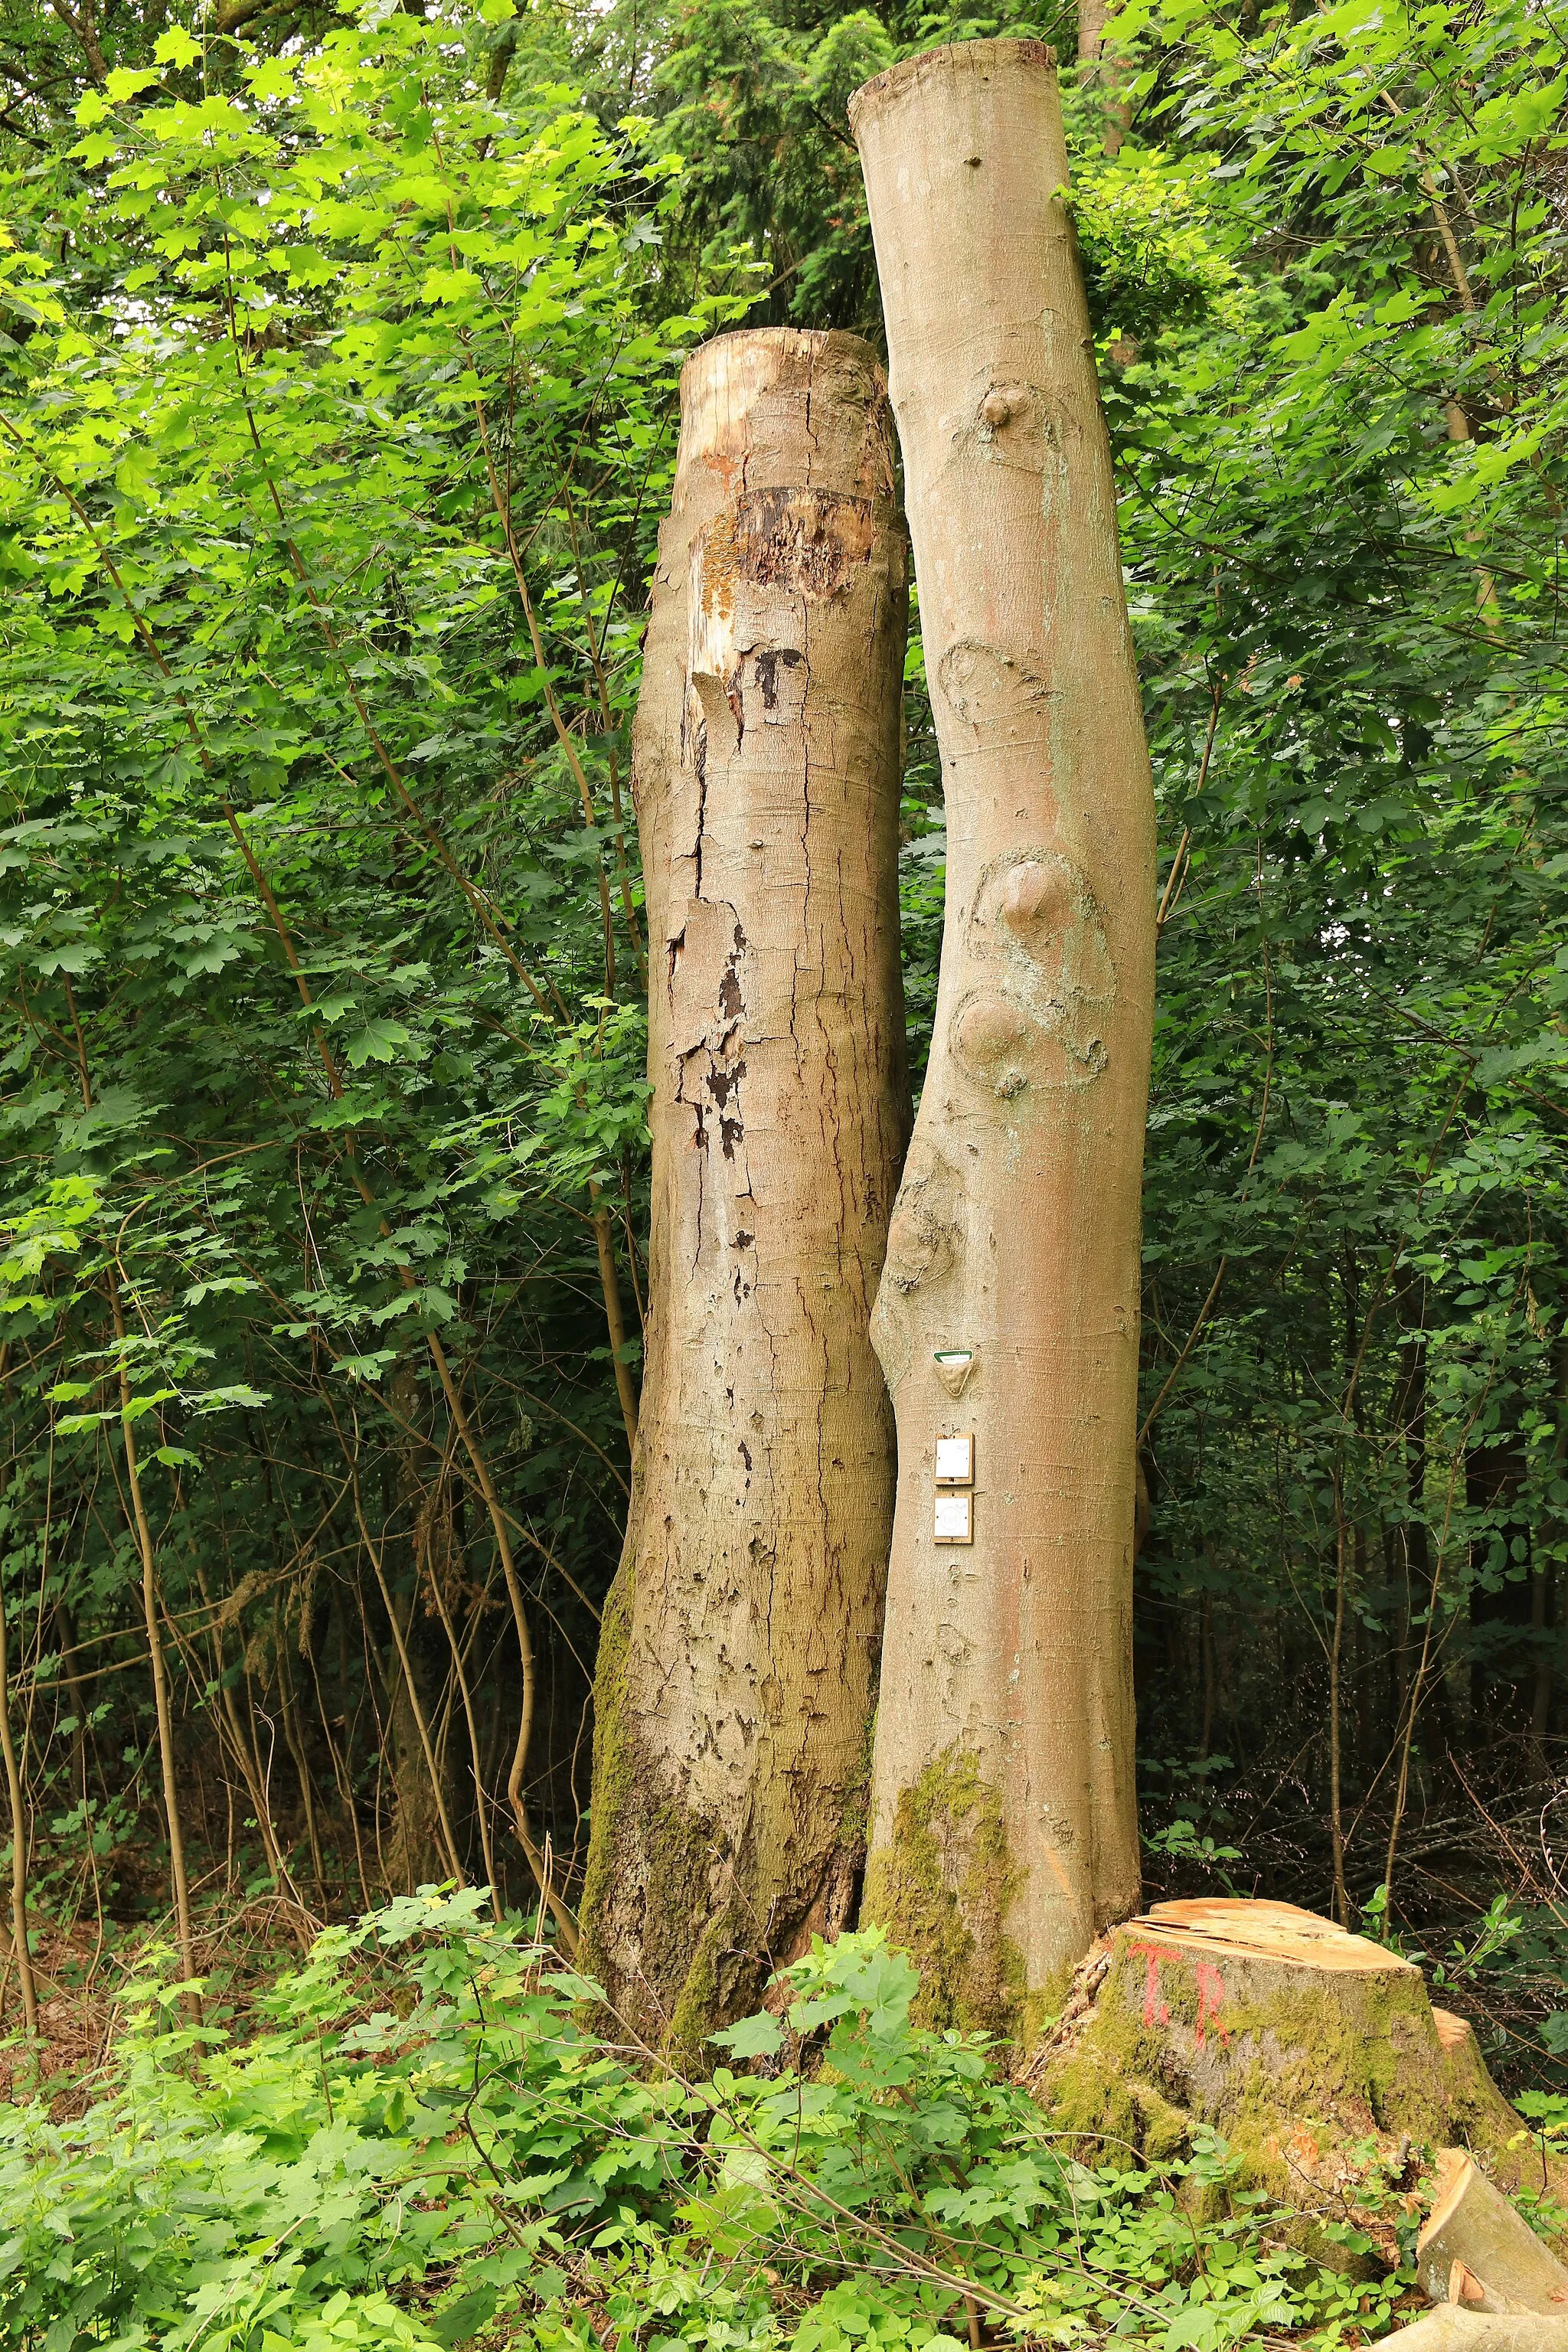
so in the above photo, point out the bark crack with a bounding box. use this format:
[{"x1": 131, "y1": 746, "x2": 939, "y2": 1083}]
[{"x1": 693, "y1": 709, "x2": 708, "y2": 900}]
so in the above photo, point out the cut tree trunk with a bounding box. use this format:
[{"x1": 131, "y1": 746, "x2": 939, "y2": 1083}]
[
  {"x1": 848, "y1": 39, "x2": 1155, "y2": 2033},
  {"x1": 1029, "y1": 1898, "x2": 1568, "y2": 2244},
  {"x1": 1377, "y1": 2319, "x2": 1568, "y2": 2351},
  {"x1": 1418, "y1": 2150, "x2": 1568, "y2": 2314},
  {"x1": 579, "y1": 330, "x2": 910, "y2": 2056}
]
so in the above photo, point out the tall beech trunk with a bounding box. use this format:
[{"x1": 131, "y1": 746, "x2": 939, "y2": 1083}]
[
  {"x1": 580, "y1": 330, "x2": 910, "y2": 2053},
  {"x1": 850, "y1": 41, "x2": 1155, "y2": 2030}
]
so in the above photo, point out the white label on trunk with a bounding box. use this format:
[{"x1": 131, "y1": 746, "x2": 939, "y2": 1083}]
[
  {"x1": 934, "y1": 1434, "x2": 975, "y2": 1485},
  {"x1": 933, "y1": 1491, "x2": 973, "y2": 1544}
]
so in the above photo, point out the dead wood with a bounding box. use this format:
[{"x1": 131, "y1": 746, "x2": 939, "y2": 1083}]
[
  {"x1": 1417, "y1": 2148, "x2": 1568, "y2": 2315},
  {"x1": 1377, "y1": 2317, "x2": 1568, "y2": 2351},
  {"x1": 577, "y1": 330, "x2": 908, "y2": 2053}
]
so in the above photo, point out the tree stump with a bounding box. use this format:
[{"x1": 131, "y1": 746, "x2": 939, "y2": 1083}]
[{"x1": 1028, "y1": 1899, "x2": 1565, "y2": 2242}]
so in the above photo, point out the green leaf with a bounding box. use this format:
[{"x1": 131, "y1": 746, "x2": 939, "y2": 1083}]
[
  {"x1": 707, "y1": 2011, "x2": 783, "y2": 2060},
  {"x1": 153, "y1": 25, "x2": 201, "y2": 67},
  {"x1": 345, "y1": 1018, "x2": 413, "y2": 1067},
  {"x1": 429, "y1": 2288, "x2": 498, "y2": 2346}
]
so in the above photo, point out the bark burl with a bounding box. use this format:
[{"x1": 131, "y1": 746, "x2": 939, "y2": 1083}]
[
  {"x1": 579, "y1": 331, "x2": 910, "y2": 2055},
  {"x1": 850, "y1": 41, "x2": 1155, "y2": 2029}
]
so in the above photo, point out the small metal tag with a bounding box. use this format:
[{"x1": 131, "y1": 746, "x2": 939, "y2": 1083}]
[{"x1": 934, "y1": 1432, "x2": 975, "y2": 1486}]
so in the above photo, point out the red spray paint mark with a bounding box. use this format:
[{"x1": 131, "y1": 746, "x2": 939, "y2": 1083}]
[
  {"x1": 1129, "y1": 1941, "x2": 1230, "y2": 2047},
  {"x1": 1194, "y1": 1960, "x2": 1230, "y2": 2049},
  {"x1": 1129, "y1": 1940, "x2": 1178, "y2": 2027}
]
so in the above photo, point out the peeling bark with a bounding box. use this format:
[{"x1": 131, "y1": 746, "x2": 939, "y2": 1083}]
[
  {"x1": 580, "y1": 331, "x2": 910, "y2": 2053},
  {"x1": 851, "y1": 41, "x2": 1155, "y2": 2027}
]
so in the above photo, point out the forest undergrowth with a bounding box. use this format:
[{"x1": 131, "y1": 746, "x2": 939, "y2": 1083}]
[{"x1": 9, "y1": 1891, "x2": 1551, "y2": 2352}]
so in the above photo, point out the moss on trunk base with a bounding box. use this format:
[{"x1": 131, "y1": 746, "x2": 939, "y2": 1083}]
[{"x1": 861, "y1": 1744, "x2": 1025, "y2": 2037}]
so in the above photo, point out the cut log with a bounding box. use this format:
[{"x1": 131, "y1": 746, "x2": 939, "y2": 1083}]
[
  {"x1": 1376, "y1": 2318, "x2": 1568, "y2": 2351},
  {"x1": 578, "y1": 330, "x2": 910, "y2": 2056},
  {"x1": 1028, "y1": 1898, "x2": 1566, "y2": 2238},
  {"x1": 1417, "y1": 2150, "x2": 1568, "y2": 2314}
]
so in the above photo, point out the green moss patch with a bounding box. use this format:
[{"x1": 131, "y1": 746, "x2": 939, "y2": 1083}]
[{"x1": 861, "y1": 1744, "x2": 1025, "y2": 2037}]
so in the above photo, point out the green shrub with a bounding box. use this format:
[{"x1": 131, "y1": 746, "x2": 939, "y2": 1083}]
[{"x1": 0, "y1": 1892, "x2": 1415, "y2": 2349}]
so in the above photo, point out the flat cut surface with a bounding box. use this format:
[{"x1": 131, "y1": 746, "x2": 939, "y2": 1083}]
[
  {"x1": 1129, "y1": 1896, "x2": 1418, "y2": 1974},
  {"x1": 1425, "y1": 2148, "x2": 1475, "y2": 2242}
]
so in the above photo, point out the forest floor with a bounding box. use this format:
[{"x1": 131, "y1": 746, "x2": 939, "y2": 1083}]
[
  {"x1": 0, "y1": 1739, "x2": 1563, "y2": 2349},
  {"x1": 0, "y1": 1892, "x2": 1455, "y2": 2352}
]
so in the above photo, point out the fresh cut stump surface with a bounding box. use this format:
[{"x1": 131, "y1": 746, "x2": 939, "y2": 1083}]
[
  {"x1": 850, "y1": 39, "x2": 1156, "y2": 2029},
  {"x1": 578, "y1": 331, "x2": 910, "y2": 2053}
]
